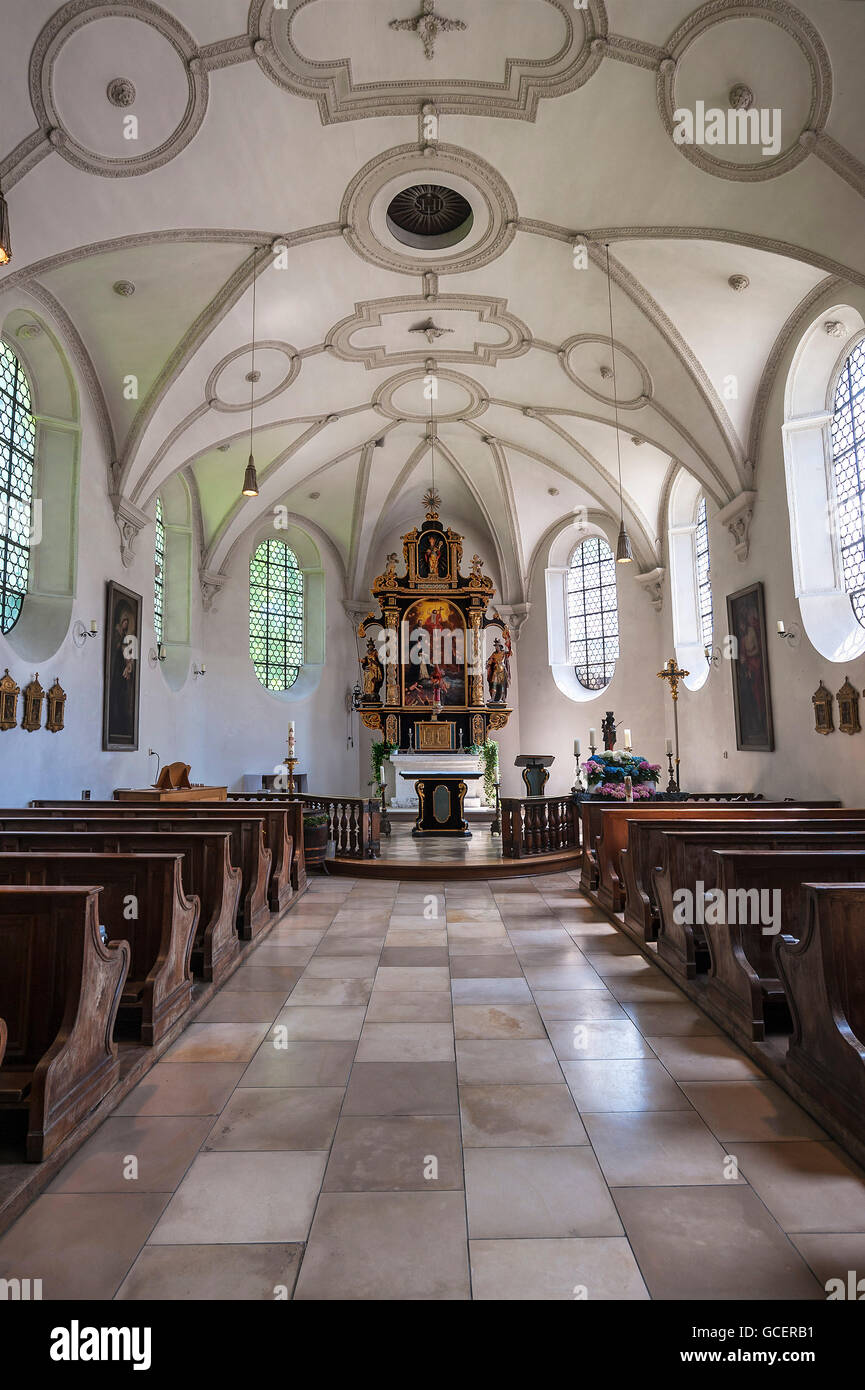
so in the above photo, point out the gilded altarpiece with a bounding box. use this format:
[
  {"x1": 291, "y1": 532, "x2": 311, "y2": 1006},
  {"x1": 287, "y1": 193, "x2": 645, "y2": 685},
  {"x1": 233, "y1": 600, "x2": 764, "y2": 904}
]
[{"x1": 358, "y1": 496, "x2": 512, "y2": 750}]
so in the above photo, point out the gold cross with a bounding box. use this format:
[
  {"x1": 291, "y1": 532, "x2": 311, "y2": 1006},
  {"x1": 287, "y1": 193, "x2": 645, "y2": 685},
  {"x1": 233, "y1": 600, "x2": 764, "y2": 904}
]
[
  {"x1": 657, "y1": 657, "x2": 689, "y2": 702},
  {"x1": 389, "y1": 1, "x2": 467, "y2": 61}
]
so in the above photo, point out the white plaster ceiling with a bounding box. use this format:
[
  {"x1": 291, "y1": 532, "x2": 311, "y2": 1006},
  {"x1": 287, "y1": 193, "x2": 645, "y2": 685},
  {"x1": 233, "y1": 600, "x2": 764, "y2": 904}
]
[{"x1": 1, "y1": 0, "x2": 864, "y2": 610}]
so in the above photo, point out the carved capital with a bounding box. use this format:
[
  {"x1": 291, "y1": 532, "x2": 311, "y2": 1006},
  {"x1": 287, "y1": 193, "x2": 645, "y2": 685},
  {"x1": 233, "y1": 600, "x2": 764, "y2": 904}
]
[
  {"x1": 111, "y1": 495, "x2": 150, "y2": 569},
  {"x1": 716, "y1": 490, "x2": 757, "y2": 563},
  {"x1": 635, "y1": 567, "x2": 665, "y2": 613},
  {"x1": 199, "y1": 569, "x2": 228, "y2": 613},
  {"x1": 494, "y1": 603, "x2": 531, "y2": 641}
]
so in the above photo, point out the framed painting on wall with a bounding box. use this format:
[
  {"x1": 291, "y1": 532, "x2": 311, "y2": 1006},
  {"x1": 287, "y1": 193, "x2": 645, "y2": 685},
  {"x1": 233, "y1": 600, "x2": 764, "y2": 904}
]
[
  {"x1": 102, "y1": 580, "x2": 142, "y2": 751},
  {"x1": 726, "y1": 581, "x2": 775, "y2": 752}
]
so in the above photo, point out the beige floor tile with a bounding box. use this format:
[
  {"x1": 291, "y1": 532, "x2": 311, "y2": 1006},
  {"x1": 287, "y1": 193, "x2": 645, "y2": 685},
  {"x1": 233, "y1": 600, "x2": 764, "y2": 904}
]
[
  {"x1": 521, "y1": 963, "x2": 605, "y2": 991},
  {"x1": 735, "y1": 1141, "x2": 865, "y2": 1232},
  {"x1": 374, "y1": 966, "x2": 451, "y2": 992},
  {"x1": 382, "y1": 932, "x2": 448, "y2": 950},
  {"x1": 196, "y1": 991, "x2": 290, "y2": 1024},
  {"x1": 470, "y1": 1237, "x2": 649, "y2": 1300},
  {"x1": 616, "y1": 1186, "x2": 823, "y2": 1300},
  {"x1": 294, "y1": 1192, "x2": 470, "y2": 1300},
  {"x1": 605, "y1": 974, "x2": 688, "y2": 1004},
  {"x1": 448, "y1": 938, "x2": 521, "y2": 956},
  {"x1": 447, "y1": 922, "x2": 510, "y2": 942},
  {"x1": 115, "y1": 1062, "x2": 245, "y2": 1117},
  {"x1": 342, "y1": 1062, "x2": 459, "y2": 1116},
  {"x1": 162, "y1": 1023, "x2": 269, "y2": 1064},
  {"x1": 273, "y1": 1006, "x2": 366, "y2": 1041},
  {"x1": 355, "y1": 1022, "x2": 455, "y2": 1062},
  {"x1": 680, "y1": 1080, "x2": 826, "y2": 1142},
  {"x1": 204, "y1": 1087, "x2": 344, "y2": 1151},
  {"x1": 314, "y1": 936, "x2": 386, "y2": 957},
  {"x1": 241, "y1": 1039, "x2": 357, "y2": 1088},
  {"x1": 583, "y1": 1111, "x2": 744, "y2": 1186},
  {"x1": 561, "y1": 1058, "x2": 692, "y2": 1113},
  {"x1": 303, "y1": 954, "x2": 381, "y2": 978},
  {"x1": 0, "y1": 1193, "x2": 169, "y2": 1300},
  {"x1": 366, "y1": 988, "x2": 453, "y2": 1022},
  {"x1": 379, "y1": 946, "x2": 450, "y2": 966},
  {"x1": 646, "y1": 1034, "x2": 763, "y2": 1081},
  {"x1": 116, "y1": 1243, "x2": 303, "y2": 1300},
  {"x1": 451, "y1": 977, "x2": 533, "y2": 1005},
  {"x1": 533, "y1": 989, "x2": 627, "y2": 1022},
  {"x1": 789, "y1": 1234, "x2": 865, "y2": 1292},
  {"x1": 459, "y1": 1083, "x2": 587, "y2": 1147},
  {"x1": 621, "y1": 1000, "x2": 721, "y2": 1036},
  {"x1": 222, "y1": 965, "x2": 304, "y2": 993},
  {"x1": 449, "y1": 954, "x2": 524, "y2": 978},
  {"x1": 507, "y1": 930, "x2": 576, "y2": 951},
  {"x1": 323, "y1": 1115, "x2": 462, "y2": 1191},
  {"x1": 545, "y1": 1019, "x2": 656, "y2": 1062},
  {"x1": 284, "y1": 976, "x2": 373, "y2": 1006},
  {"x1": 149, "y1": 1152, "x2": 327, "y2": 1244},
  {"x1": 583, "y1": 954, "x2": 655, "y2": 978},
  {"x1": 456, "y1": 1039, "x2": 563, "y2": 1085},
  {"x1": 47, "y1": 1115, "x2": 211, "y2": 1193},
  {"x1": 464, "y1": 1147, "x2": 623, "y2": 1238},
  {"x1": 453, "y1": 1003, "x2": 546, "y2": 1040}
]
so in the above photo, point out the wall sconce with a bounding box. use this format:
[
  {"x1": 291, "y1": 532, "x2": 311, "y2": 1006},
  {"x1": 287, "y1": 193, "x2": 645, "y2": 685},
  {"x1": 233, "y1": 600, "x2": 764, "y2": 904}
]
[
  {"x1": 704, "y1": 643, "x2": 721, "y2": 669},
  {"x1": 776, "y1": 619, "x2": 800, "y2": 649},
  {"x1": 148, "y1": 643, "x2": 167, "y2": 667},
  {"x1": 192, "y1": 663, "x2": 207, "y2": 679},
  {"x1": 350, "y1": 681, "x2": 362, "y2": 712},
  {"x1": 72, "y1": 619, "x2": 99, "y2": 648}
]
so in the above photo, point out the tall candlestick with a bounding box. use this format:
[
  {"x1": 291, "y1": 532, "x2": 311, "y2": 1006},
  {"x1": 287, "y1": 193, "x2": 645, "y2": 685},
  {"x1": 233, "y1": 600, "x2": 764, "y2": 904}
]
[
  {"x1": 589, "y1": 728, "x2": 596, "y2": 748},
  {"x1": 574, "y1": 739, "x2": 581, "y2": 757},
  {"x1": 665, "y1": 738, "x2": 673, "y2": 756}
]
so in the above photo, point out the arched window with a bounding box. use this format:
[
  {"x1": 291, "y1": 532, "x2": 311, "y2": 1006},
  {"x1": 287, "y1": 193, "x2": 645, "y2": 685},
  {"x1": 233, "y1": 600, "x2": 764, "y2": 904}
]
[
  {"x1": 567, "y1": 535, "x2": 619, "y2": 690},
  {"x1": 695, "y1": 495, "x2": 713, "y2": 649},
  {"x1": 153, "y1": 495, "x2": 165, "y2": 645},
  {"x1": 830, "y1": 338, "x2": 865, "y2": 628},
  {"x1": 250, "y1": 539, "x2": 303, "y2": 691},
  {"x1": 0, "y1": 340, "x2": 35, "y2": 634}
]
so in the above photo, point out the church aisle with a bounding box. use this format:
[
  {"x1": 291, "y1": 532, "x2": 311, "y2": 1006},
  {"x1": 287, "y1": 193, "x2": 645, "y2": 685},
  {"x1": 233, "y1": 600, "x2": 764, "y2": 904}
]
[{"x1": 1, "y1": 872, "x2": 863, "y2": 1301}]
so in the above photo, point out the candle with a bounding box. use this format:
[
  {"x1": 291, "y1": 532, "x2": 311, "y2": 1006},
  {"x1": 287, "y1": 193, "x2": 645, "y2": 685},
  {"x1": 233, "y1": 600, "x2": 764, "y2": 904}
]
[
  {"x1": 624, "y1": 729, "x2": 632, "y2": 751},
  {"x1": 589, "y1": 728, "x2": 597, "y2": 748},
  {"x1": 288, "y1": 720, "x2": 296, "y2": 755},
  {"x1": 777, "y1": 619, "x2": 785, "y2": 635},
  {"x1": 665, "y1": 738, "x2": 673, "y2": 756},
  {"x1": 574, "y1": 739, "x2": 581, "y2": 756},
  {"x1": 89, "y1": 620, "x2": 98, "y2": 634}
]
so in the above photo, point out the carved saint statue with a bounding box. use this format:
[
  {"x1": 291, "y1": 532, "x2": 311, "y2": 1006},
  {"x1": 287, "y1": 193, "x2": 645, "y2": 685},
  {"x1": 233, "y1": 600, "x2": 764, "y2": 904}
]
[
  {"x1": 602, "y1": 710, "x2": 617, "y2": 751},
  {"x1": 383, "y1": 553, "x2": 398, "y2": 585},
  {"x1": 425, "y1": 536, "x2": 443, "y2": 577},
  {"x1": 486, "y1": 628, "x2": 512, "y2": 705},
  {"x1": 361, "y1": 637, "x2": 384, "y2": 702},
  {"x1": 470, "y1": 555, "x2": 484, "y2": 584}
]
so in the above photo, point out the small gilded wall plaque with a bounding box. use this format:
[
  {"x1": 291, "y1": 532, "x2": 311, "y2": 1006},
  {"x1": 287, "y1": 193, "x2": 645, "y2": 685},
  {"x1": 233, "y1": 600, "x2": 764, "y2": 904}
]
[
  {"x1": 837, "y1": 676, "x2": 861, "y2": 736},
  {"x1": 21, "y1": 673, "x2": 44, "y2": 732},
  {"x1": 812, "y1": 680, "x2": 834, "y2": 736}
]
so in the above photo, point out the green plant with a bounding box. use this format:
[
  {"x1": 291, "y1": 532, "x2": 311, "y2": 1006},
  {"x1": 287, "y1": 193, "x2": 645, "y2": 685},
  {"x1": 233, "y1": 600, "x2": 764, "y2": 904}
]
[
  {"x1": 369, "y1": 739, "x2": 397, "y2": 791},
  {"x1": 468, "y1": 739, "x2": 499, "y2": 804},
  {"x1": 303, "y1": 813, "x2": 329, "y2": 830}
]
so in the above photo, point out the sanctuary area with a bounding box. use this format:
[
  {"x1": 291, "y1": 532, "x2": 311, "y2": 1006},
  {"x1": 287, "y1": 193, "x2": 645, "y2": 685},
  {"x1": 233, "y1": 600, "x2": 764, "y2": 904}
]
[{"x1": 2, "y1": 0, "x2": 865, "y2": 1330}]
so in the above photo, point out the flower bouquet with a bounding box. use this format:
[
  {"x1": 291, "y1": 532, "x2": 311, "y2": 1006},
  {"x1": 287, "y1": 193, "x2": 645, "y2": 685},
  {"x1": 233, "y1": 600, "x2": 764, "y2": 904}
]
[{"x1": 581, "y1": 751, "x2": 661, "y2": 801}]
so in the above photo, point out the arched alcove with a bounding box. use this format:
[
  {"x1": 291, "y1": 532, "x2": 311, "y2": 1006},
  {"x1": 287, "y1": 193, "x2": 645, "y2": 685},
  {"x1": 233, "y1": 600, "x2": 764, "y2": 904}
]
[
  {"x1": 545, "y1": 516, "x2": 621, "y2": 704},
  {"x1": 668, "y1": 467, "x2": 713, "y2": 691}
]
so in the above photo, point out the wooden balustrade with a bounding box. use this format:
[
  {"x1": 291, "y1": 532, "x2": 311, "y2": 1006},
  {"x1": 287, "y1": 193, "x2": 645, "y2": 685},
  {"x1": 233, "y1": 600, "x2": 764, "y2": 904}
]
[
  {"x1": 501, "y1": 795, "x2": 580, "y2": 859},
  {"x1": 228, "y1": 792, "x2": 379, "y2": 860}
]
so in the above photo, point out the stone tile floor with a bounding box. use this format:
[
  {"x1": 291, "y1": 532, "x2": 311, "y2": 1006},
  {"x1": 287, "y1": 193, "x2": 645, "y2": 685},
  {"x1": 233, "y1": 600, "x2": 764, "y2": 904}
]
[{"x1": 2, "y1": 870, "x2": 865, "y2": 1300}]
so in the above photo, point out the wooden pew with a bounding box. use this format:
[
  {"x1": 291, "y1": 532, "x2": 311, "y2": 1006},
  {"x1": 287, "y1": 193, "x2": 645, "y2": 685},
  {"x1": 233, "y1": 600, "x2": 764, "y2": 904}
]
[
  {"x1": 623, "y1": 810, "x2": 865, "y2": 943},
  {"x1": 0, "y1": 1017, "x2": 6, "y2": 1070},
  {"x1": 776, "y1": 883, "x2": 865, "y2": 1147},
  {"x1": 0, "y1": 886, "x2": 130, "y2": 1161},
  {"x1": 700, "y1": 848, "x2": 865, "y2": 1045},
  {"x1": 653, "y1": 827, "x2": 865, "y2": 981},
  {"x1": 1, "y1": 809, "x2": 272, "y2": 940},
  {"x1": 32, "y1": 799, "x2": 303, "y2": 908},
  {"x1": 0, "y1": 828, "x2": 241, "y2": 986},
  {"x1": 593, "y1": 801, "x2": 845, "y2": 915},
  {"x1": 0, "y1": 852, "x2": 199, "y2": 1046}
]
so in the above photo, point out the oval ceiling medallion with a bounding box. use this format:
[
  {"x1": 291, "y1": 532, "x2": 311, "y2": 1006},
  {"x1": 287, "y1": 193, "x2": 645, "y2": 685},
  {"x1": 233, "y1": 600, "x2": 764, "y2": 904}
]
[
  {"x1": 560, "y1": 335, "x2": 652, "y2": 409},
  {"x1": 386, "y1": 185, "x2": 474, "y2": 250},
  {"x1": 341, "y1": 143, "x2": 517, "y2": 276},
  {"x1": 374, "y1": 368, "x2": 488, "y2": 423},
  {"x1": 30, "y1": 1, "x2": 208, "y2": 177},
  {"x1": 206, "y1": 342, "x2": 300, "y2": 413},
  {"x1": 658, "y1": 2, "x2": 831, "y2": 182}
]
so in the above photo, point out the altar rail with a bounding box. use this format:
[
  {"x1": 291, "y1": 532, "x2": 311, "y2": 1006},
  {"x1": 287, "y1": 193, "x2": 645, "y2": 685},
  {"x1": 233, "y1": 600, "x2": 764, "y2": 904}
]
[
  {"x1": 501, "y1": 796, "x2": 580, "y2": 858},
  {"x1": 228, "y1": 792, "x2": 379, "y2": 860}
]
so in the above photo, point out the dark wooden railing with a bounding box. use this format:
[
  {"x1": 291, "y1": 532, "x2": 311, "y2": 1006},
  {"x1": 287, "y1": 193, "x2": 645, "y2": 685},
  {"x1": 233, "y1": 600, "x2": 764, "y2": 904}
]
[
  {"x1": 228, "y1": 792, "x2": 379, "y2": 860},
  {"x1": 501, "y1": 796, "x2": 580, "y2": 859}
]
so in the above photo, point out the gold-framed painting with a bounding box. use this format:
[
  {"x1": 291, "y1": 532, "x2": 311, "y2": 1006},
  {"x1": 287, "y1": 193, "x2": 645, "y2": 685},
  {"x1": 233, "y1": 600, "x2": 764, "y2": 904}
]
[{"x1": 102, "y1": 580, "x2": 142, "y2": 751}]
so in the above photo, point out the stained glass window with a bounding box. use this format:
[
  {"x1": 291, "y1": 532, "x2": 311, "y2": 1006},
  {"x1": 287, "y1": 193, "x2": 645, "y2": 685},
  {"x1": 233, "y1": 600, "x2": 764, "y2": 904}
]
[
  {"x1": 250, "y1": 539, "x2": 303, "y2": 690},
  {"x1": 831, "y1": 338, "x2": 865, "y2": 629},
  {"x1": 153, "y1": 495, "x2": 165, "y2": 645},
  {"x1": 695, "y1": 495, "x2": 713, "y2": 650},
  {"x1": 568, "y1": 535, "x2": 619, "y2": 690},
  {"x1": 0, "y1": 341, "x2": 35, "y2": 634}
]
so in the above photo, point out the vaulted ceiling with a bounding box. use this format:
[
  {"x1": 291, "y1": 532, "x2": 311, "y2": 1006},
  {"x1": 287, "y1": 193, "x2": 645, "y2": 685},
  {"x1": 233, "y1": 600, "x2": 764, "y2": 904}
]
[{"x1": 2, "y1": 0, "x2": 864, "y2": 606}]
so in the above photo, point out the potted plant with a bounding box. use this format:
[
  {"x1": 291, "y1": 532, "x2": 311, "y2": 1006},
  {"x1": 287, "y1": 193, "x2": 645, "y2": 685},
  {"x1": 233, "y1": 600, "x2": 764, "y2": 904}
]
[
  {"x1": 303, "y1": 812, "x2": 330, "y2": 869},
  {"x1": 581, "y1": 751, "x2": 661, "y2": 800}
]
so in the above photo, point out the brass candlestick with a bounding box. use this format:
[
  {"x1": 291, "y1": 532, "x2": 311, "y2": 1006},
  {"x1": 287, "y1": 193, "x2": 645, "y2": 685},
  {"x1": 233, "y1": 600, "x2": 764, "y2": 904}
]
[
  {"x1": 657, "y1": 657, "x2": 688, "y2": 791},
  {"x1": 284, "y1": 755, "x2": 298, "y2": 798}
]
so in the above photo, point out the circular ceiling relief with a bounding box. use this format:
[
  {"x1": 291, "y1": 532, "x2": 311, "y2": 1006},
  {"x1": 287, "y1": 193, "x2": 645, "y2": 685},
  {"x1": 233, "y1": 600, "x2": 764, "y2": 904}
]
[
  {"x1": 386, "y1": 185, "x2": 474, "y2": 250},
  {"x1": 561, "y1": 335, "x2": 652, "y2": 409},
  {"x1": 207, "y1": 342, "x2": 300, "y2": 412},
  {"x1": 374, "y1": 368, "x2": 488, "y2": 423},
  {"x1": 31, "y1": 2, "x2": 207, "y2": 177}
]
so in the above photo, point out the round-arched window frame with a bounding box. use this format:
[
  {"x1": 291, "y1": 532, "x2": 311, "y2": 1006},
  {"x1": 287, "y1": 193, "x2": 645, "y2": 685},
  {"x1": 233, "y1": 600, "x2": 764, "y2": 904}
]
[
  {"x1": 0, "y1": 340, "x2": 35, "y2": 634},
  {"x1": 695, "y1": 495, "x2": 713, "y2": 651},
  {"x1": 830, "y1": 337, "x2": 865, "y2": 629},
  {"x1": 567, "y1": 534, "x2": 620, "y2": 691},
  {"x1": 249, "y1": 539, "x2": 304, "y2": 691}
]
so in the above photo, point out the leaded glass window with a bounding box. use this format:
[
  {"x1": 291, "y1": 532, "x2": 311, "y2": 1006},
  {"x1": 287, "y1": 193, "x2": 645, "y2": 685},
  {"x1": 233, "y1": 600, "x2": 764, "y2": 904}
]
[
  {"x1": 153, "y1": 495, "x2": 165, "y2": 645},
  {"x1": 0, "y1": 340, "x2": 35, "y2": 633},
  {"x1": 568, "y1": 535, "x2": 619, "y2": 690},
  {"x1": 695, "y1": 495, "x2": 713, "y2": 650},
  {"x1": 250, "y1": 539, "x2": 303, "y2": 690},
  {"x1": 831, "y1": 338, "x2": 865, "y2": 628}
]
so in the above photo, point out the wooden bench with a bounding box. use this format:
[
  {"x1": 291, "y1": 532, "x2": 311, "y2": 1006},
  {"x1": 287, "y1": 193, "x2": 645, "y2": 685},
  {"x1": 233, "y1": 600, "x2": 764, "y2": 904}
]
[
  {"x1": 0, "y1": 827, "x2": 241, "y2": 986},
  {"x1": 652, "y1": 827, "x2": 865, "y2": 982},
  {"x1": 2, "y1": 809, "x2": 272, "y2": 940},
  {"x1": 623, "y1": 810, "x2": 865, "y2": 943},
  {"x1": 776, "y1": 883, "x2": 865, "y2": 1147},
  {"x1": 0, "y1": 886, "x2": 130, "y2": 1161},
  {"x1": 0, "y1": 852, "x2": 199, "y2": 1046},
  {"x1": 703, "y1": 849, "x2": 865, "y2": 1045}
]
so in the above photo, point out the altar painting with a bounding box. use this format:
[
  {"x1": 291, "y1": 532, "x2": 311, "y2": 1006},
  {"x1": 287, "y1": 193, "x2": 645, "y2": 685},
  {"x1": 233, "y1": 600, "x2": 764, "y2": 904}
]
[{"x1": 402, "y1": 598, "x2": 466, "y2": 707}]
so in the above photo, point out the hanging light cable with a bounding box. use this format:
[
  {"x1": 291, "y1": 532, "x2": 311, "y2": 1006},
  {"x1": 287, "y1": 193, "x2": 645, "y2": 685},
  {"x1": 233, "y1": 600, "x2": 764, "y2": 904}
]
[
  {"x1": 242, "y1": 247, "x2": 260, "y2": 497},
  {"x1": 605, "y1": 243, "x2": 632, "y2": 563}
]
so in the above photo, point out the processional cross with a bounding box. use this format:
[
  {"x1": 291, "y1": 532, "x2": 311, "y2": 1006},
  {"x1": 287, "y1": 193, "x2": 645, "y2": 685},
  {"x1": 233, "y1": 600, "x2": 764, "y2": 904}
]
[
  {"x1": 389, "y1": 1, "x2": 467, "y2": 60},
  {"x1": 657, "y1": 657, "x2": 689, "y2": 791}
]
